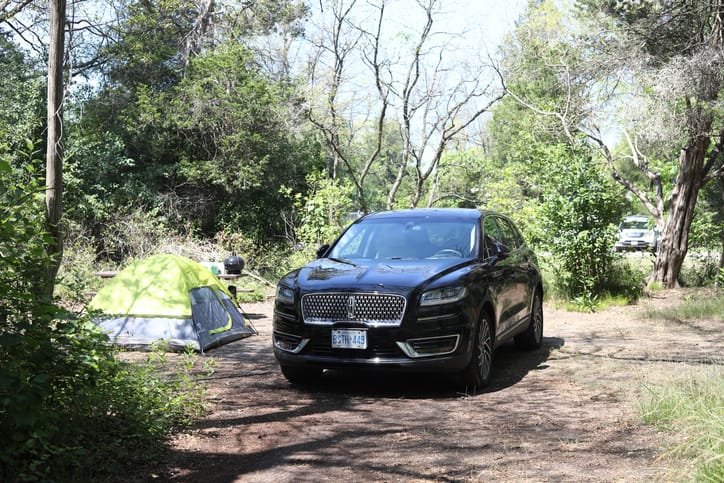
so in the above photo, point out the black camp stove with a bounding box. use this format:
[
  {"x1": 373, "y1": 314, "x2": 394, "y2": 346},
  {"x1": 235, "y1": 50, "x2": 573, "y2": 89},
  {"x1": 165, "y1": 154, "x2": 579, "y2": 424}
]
[{"x1": 223, "y1": 255, "x2": 244, "y2": 274}]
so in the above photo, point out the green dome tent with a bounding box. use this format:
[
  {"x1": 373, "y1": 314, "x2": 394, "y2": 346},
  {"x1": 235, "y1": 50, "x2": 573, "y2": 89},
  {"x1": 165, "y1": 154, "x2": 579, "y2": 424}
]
[{"x1": 88, "y1": 254, "x2": 256, "y2": 351}]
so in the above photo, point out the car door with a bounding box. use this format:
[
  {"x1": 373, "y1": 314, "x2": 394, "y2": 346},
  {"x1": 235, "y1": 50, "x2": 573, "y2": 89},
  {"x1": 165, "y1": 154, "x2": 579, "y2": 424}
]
[
  {"x1": 495, "y1": 216, "x2": 534, "y2": 329},
  {"x1": 482, "y1": 216, "x2": 518, "y2": 337}
]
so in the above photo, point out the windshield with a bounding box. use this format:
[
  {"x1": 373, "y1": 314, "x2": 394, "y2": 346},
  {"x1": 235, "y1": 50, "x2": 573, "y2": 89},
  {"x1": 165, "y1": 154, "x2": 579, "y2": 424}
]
[
  {"x1": 328, "y1": 218, "x2": 478, "y2": 260},
  {"x1": 620, "y1": 220, "x2": 650, "y2": 230}
]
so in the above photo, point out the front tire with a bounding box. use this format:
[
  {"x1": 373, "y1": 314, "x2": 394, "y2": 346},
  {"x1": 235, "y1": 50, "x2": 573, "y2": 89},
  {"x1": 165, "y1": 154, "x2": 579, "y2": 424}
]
[
  {"x1": 515, "y1": 292, "x2": 543, "y2": 350},
  {"x1": 461, "y1": 313, "x2": 494, "y2": 390}
]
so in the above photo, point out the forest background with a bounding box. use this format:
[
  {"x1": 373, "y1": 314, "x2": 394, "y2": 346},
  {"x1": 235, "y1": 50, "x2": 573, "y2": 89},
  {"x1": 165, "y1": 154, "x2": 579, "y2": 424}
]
[
  {"x1": 2, "y1": 0, "x2": 723, "y2": 300},
  {"x1": 1, "y1": 0, "x2": 723, "y2": 480}
]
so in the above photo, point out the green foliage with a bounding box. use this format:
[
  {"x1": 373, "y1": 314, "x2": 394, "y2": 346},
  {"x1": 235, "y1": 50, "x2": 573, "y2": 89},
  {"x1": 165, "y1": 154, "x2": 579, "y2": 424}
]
[
  {"x1": 539, "y1": 154, "x2": 627, "y2": 302},
  {"x1": 102, "y1": 0, "x2": 193, "y2": 88},
  {"x1": 679, "y1": 254, "x2": 724, "y2": 288},
  {"x1": 0, "y1": 151, "x2": 207, "y2": 481},
  {"x1": 690, "y1": 179, "x2": 724, "y2": 252},
  {"x1": 167, "y1": 42, "x2": 321, "y2": 237},
  {"x1": 98, "y1": 206, "x2": 172, "y2": 263},
  {"x1": 286, "y1": 171, "x2": 356, "y2": 246},
  {"x1": 579, "y1": 0, "x2": 723, "y2": 60},
  {"x1": 69, "y1": 30, "x2": 323, "y2": 242},
  {"x1": 64, "y1": 128, "x2": 138, "y2": 225},
  {"x1": 599, "y1": 255, "x2": 648, "y2": 302},
  {"x1": 488, "y1": 1, "x2": 594, "y2": 254},
  {"x1": 54, "y1": 221, "x2": 101, "y2": 303},
  {"x1": 224, "y1": 0, "x2": 308, "y2": 38},
  {"x1": 0, "y1": 33, "x2": 45, "y2": 161},
  {"x1": 1, "y1": 312, "x2": 208, "y2": 481},
  {"x1": 0, "y1": 145, "x2": 53, "y2": 310}
]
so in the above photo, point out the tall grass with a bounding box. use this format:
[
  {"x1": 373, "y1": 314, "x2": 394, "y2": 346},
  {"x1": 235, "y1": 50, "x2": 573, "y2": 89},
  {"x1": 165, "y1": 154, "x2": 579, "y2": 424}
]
[
  {"x1": 639, "y1": 291, "x2": 723, "y2": 482},
  {"x1": 646, "y1": 291, "x2": 724, "y2": 322},
  {"x1": 639, "y1": 364, "x2": 723, "y2": 482}
]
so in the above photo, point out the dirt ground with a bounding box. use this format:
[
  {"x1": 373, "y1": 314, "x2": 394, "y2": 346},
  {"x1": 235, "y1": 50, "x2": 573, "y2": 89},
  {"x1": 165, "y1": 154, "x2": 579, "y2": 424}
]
[{"x1": 155, "y1": 289, "x2": 722, "y2": 482}]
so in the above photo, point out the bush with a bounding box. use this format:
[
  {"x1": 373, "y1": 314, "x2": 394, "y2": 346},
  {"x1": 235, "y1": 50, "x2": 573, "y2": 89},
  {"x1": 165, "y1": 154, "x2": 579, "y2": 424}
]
[
  {"x1": 1, "y1": 311, "x2": 208, "y2": 481},
  {"x1": 55, "y1": 221, "x2": 102, "y2": 304},
  {"x1": 600, "y1": 255, "x2": 648, "y2": 302},
  {"x1": 0, "y1": 156, "x2": 207, "y2": 481},
  {"x1": 538, "y1": 154, "x2": 627, "y2": 305},
  {"x1": 540, "y1": 252, "x2": 648, "y2": 310},
  {"x1": 679, "y1": 253, "x2": 722, "y2": 287}
]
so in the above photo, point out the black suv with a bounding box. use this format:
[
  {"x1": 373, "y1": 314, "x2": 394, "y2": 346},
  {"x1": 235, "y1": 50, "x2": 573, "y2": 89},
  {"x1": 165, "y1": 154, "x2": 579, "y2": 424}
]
[{"x1": 273, "y1": 208, "x2": 543, "y2": 389}]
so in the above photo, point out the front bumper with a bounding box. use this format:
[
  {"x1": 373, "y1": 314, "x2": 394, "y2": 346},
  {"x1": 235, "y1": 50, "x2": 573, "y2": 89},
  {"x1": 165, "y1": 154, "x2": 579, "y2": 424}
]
[
  {"x1": 272, "y1": 306, "x2": 475, "y2": 374},
  {"x1": 615, "y1": 240, "x2": 655, "y2": 251},
  {"x1": 273, "y1": 342, "x2": 472, "y2": 373}
]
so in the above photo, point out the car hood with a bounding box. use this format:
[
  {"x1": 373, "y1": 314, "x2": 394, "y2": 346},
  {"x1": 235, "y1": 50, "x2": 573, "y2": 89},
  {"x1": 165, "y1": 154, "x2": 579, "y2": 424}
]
[{"x1": 284, "y1": 257, "x2": 467, "y2": 293}]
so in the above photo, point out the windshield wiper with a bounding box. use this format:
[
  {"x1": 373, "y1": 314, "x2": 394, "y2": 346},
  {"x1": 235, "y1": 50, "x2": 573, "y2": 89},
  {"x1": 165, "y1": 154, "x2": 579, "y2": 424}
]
[{"x1": 327, "y1": 257, "x2": 355, "y2": 265}]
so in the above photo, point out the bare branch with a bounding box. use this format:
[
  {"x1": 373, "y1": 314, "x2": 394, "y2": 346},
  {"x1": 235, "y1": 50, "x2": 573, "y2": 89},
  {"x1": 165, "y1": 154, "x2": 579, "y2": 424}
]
[
  {"x1": 586, "y1": 128, "x2": 663, "y2": 224},
  {"x1": 494, "y1": 63, "x2": 577, "y2": 147},
  {"x1": 0, "y1": 0, "x2": 34, "y2": 23}
]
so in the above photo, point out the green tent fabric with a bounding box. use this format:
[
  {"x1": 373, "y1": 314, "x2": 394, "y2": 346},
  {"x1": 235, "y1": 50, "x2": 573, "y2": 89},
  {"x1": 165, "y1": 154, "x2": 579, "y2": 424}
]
[{"x1": 88, "y1": 254, "x2": 255, "y2": 351}]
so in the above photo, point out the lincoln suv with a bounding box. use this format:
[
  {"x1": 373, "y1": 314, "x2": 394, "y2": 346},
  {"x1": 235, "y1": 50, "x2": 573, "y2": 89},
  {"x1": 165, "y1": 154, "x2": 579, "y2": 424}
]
[{"x1": 272, "y1": 208, "x2": 543, "y2": 389}]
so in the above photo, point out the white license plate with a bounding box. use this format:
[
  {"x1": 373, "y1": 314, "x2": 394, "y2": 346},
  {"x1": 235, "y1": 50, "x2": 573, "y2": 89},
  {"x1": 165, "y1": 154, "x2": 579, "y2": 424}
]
[{"x1": 331, "y1": 329, "x2": 367, "y2": 349}]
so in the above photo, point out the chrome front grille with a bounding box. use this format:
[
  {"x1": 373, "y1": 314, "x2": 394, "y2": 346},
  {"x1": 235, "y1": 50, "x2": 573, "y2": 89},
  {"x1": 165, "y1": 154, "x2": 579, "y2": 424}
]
[{"x1": 301, "y1": 292, "x2": 406, "y2": 326}]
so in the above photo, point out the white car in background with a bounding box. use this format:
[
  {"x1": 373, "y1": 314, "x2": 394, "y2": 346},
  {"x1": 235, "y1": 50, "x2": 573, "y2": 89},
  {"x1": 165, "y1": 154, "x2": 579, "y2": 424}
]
[{"x1": 615, "y1": 215, "x2": 658, "y2": 252}]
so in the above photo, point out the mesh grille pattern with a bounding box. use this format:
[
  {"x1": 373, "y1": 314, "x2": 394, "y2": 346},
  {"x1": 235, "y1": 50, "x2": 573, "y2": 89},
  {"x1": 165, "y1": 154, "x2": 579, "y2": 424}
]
[{"x1": 301, "y1": 292, "x2": 406, "y2": 326}]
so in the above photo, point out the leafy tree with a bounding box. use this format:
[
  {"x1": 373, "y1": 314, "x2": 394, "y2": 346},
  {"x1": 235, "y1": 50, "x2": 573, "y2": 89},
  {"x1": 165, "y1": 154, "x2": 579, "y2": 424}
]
[
  {"x1": 168, "y1": 42, "x2": 322, "y2": 238},
  {"x1": 489, "y1": 0, "x2": 603, "y2": 242},
  {"x1": 287, "y1": 171, "x2": 356, "y2": 246},
  {"x1": 490, "y1": 0, "x2": 631, "y2": 302},
  {"x1": 66, "y1": 1, "x2": 320, "y2": 246},
  {"x1": 0, "y1": 32, "x2": 44, "y2": 159},
  {"x1": 573, "y1": 0, "x2": 724, "y2": 287},
  {"x1": 497, "y1": 0, "x2": 724, "y2": 288}
]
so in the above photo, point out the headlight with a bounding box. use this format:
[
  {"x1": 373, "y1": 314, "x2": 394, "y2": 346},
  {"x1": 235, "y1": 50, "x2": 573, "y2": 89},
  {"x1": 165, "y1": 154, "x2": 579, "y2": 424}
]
[
  {"x1": 420, "y1": 286, "x2": 467, "y2": 306},
  {"x1": 276, "y1": 284, "x2": 295, "y2": 304}
]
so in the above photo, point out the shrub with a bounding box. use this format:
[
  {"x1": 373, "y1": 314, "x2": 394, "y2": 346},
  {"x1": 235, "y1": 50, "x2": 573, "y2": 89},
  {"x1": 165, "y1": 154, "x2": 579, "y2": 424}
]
[
  {"x1": 0, "y1": 155, "x2": 207, "y2": 481},
  {"x1": 679, "y1": 253, "x2": 722, "y2": 287},
  {"x1": 538, "y1": 154, "x2": 627, "y2": 305}
]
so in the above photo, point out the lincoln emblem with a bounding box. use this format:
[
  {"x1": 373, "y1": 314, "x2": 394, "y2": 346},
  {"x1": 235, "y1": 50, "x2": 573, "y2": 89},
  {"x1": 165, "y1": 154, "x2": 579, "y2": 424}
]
[{"x1": 347, "y1": 295, "x2": 356, "y2": 319}]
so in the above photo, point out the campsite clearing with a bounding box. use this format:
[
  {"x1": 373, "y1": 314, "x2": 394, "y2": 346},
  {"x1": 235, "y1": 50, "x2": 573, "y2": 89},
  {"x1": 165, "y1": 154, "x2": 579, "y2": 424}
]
[{"x1": 148, "y1": 289, "x2": 721, "y2": 482}]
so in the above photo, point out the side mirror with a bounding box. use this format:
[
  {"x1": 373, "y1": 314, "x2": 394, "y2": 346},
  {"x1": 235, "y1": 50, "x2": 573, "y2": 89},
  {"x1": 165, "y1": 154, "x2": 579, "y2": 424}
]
[
  {"x1": 495, "y1": 241, "x2": 511, "y2": 260},
  {"x1": 316, "y1": 244, "x2": 330, "y2": 258}
]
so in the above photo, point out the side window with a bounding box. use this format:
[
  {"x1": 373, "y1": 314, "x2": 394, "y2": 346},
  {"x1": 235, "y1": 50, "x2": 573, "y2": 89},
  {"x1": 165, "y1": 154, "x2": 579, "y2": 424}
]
[
  {"x1": 496, "y1": 217, "x2": 522, "y2": 250},
  {"x1": 483, "y1": 217, "x2": 502, "y2": 259}
]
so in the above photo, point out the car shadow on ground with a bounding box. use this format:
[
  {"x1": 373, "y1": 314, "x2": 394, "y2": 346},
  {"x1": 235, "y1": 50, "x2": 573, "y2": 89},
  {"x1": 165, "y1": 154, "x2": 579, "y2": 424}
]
[
  {"x1": 288, "y1": 336, "x2": 565, "y2": 399},
  {"x1": 485, "y1": 336, "x2": 564, "y2": 392}
]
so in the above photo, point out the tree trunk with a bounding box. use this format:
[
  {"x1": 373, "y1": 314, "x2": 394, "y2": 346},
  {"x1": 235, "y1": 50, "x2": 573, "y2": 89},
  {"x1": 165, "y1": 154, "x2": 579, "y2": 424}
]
[
  {"x1": 45, "y1": 0, "x2": 66, "y2": 298},
  {"x1": 719, "y1": 236, "x2": 724, "y2": 287},
  {"x1": 650, "y1": 138, "x2": 708, "y2": 288},
  {"x1": 182, "y1": 0, "x2": 216, "y2": 71}
]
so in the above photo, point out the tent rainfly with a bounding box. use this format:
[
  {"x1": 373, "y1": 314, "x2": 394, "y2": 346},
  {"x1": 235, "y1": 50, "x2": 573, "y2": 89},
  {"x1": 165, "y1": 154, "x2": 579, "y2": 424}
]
[{"x1": 88, "y1": 254, "x2": 256, "y2": 351}]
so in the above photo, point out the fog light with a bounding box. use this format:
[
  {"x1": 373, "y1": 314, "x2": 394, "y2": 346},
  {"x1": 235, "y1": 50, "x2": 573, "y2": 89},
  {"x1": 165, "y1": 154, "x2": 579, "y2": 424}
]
[
  {"x1": 273, "y1": 333, "x2": 309, "y2": 354},
  {"x1": 396, "y1": 334, "x2": 460, "y2": 358}
]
